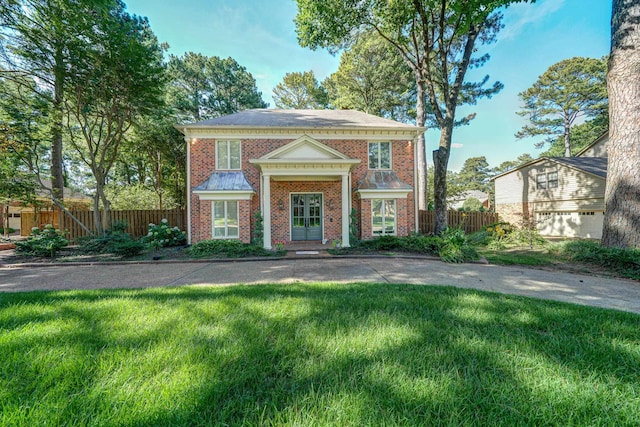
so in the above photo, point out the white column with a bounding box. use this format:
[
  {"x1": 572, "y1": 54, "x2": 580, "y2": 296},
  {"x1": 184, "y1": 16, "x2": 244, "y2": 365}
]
[
  {"x1": 341, "y1": 173, "x2": 350, "y2": 247},
  {"x1": 263, "y1": 173, "x2": 272, "y2": 249}
]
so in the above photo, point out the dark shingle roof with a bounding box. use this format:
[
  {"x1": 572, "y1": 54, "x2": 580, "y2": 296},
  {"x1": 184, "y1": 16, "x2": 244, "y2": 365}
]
[
  {"x1": 194, "y1": 172, "x2": 254, "y2": 192},
  {"x1": 550, "y1": 157, "x2": 608, "y2": 178},
  {"x1": 182, "y1": 109, "x2": 419, "y2": 129},
  {"x1": 358, "y1": 171, "x2": 412, "y2": 190}
]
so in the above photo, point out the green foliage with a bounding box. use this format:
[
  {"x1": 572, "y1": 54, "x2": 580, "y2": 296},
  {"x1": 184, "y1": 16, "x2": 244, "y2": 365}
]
[
  {"x1": 252, "y1": 211, "x2": 264, "y2": 246},
  {"x1": 516, "y1": 56, "x2": 608, "y2": 154},
  {"x1": 15, "y1": 225, "x2": 68, "y2": 257},
  {"x1": 552, "y1": 241, "x2": 640, "y2": 280},
  {"x1": 349, "y1": 207, "x2": 359, "y2": 245},
  {"x1": 105, "y1": 184, "x2": 179, "y2": 210},
  {"x1": 167, "y1": 52, "x2": 267, "y2": 123},
  {"x1": 0, "y1": 227, "x2": 16, "y2": 234},
  {"x1": 324, "y1": 31, "x2": 414, "y2": 121},
  {"x1": 350, "y1": 234, "x2": 440, "y2": 255},
  {"x1": 272, "y1": 70, "x2": 328, "y2": 109},
  {"x1": 77, "y1": 222, "x2": 144, "y2": 258},
  {"x1": 540, "y1": 115, "x2": 609, "y2": 157},
  {"x1": 461, "y1": 197, "x2": 484, "y2": 212},
  {"x1": 188, "y1": 240, "x2": 281, "y2": 258},
  {"x1": 140, "y1": 219, "x2": 187, "y2": 249},
  {"x1": 438, "y1": 228, "x2": 479, "y2": 263}
]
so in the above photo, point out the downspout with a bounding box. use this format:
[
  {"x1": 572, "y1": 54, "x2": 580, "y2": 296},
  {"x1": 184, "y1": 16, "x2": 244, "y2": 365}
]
[{"x1": 413, "y1": 132, "x2": 420, "y2": 234}]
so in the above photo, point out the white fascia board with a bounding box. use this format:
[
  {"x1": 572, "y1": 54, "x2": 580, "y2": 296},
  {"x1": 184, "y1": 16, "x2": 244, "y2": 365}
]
[
  {"x1": 193, "y1": 191, "x2": 254, "y2": 201},
  {"x1": 358, "y1": 189, "x2": 412, "y2": 199}
]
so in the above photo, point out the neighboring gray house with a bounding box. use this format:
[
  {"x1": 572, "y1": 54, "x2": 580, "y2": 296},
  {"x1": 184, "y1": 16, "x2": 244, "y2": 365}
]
[{"x1": 493, "y1": 132, "x2": 608, "y2": 239}]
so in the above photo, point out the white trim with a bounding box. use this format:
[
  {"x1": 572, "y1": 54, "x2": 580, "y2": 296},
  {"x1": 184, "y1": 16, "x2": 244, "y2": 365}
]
[
  {"x1": 179, "y1": 127, "x2": 423, "y2": 141},
  {"x1": 193, "y1": 191, "x2": 254, "y2": 201},
  {"x1": 358, "y1": 189, "x2": 412, "y2": 199},
  {"x1": 185, "y1": 134, "x2": 192, "y2": 244}
]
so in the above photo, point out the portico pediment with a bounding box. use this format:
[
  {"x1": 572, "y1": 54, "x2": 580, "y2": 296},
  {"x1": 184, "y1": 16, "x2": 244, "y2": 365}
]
[
  {"x1": 249, "y1": 135, "x2": 359, "y2": 177},
  {"x1": 261, "y1": 135, "x2": 351, "y2": 161}
]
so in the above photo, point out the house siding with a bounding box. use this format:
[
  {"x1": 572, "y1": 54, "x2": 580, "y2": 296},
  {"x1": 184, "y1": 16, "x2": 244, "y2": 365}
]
[
  {"x1": 494, "y1": 159, "x2": 607, "y2": 236},
  {"x1": 189, "y1": 137, "x2": 415, "y2": 244}
]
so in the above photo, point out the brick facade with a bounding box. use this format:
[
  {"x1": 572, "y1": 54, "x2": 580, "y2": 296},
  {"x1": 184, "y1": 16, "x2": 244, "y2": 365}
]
[{"x1": 189, "y1": 137, "x2": 416, "y2": 245}]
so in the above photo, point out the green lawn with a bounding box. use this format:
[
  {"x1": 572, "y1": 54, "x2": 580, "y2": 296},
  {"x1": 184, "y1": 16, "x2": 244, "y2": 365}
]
[{"x1": 1, "y1": 283, "x2": 639, "y2": 426}]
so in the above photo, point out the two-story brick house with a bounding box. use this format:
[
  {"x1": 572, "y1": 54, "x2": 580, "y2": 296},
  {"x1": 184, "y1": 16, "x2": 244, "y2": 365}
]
[{"x1": 178, "y1": 109, "x2": 424, "y2": 249}]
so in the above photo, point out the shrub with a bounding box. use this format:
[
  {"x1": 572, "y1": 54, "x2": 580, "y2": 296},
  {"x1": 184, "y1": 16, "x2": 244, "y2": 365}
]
[
  {"x1": 438, "y1": 227, "x2": 479, "y2": 263},
  {"x1": 15, "y1": 225, "x2": 68, "y2": 257},
  {"x1": 0, "y1": 227, "x2": 16, "y2": 234},
  {"x1": 77, "y1": 221, "x2": 144, "y2": 258},
  {"x1": 140, "y1": 219, "x2": 186, "y2": 249},
  {"x1": 402, "y1": 233, "x2": 440, "y2": 255},
  {"x1": 357, "y1": 235, "x2": 404, "y2": 251},
  {"x1": 188, "y1": 239, "x2": 279, "y2": 258},
  {"x1": 252, "y1": 211, "x2": 264, "y2": 246},
  {"x1": 553, "y1": 240, "x2": 640, "y2": 279}
]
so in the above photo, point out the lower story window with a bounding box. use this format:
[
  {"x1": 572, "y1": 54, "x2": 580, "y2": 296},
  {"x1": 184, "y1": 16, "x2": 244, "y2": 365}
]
[
  {"x1": 372, "y1": 199, "x2": 396, "y2": 236},
  {"x1": 212, "y1": 201, "x2": 239, "y2": 238}
]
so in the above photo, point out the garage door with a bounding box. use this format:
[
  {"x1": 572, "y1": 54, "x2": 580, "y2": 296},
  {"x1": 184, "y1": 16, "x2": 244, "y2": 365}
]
[{"x1": 536, "y1": 211, "x2": 603, "y2": 239}]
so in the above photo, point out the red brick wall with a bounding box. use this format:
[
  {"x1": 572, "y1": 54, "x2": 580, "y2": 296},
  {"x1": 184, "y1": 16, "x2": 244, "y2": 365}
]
[{"x1": 189, "y1": 137, "x2": 416, "y2": 244}]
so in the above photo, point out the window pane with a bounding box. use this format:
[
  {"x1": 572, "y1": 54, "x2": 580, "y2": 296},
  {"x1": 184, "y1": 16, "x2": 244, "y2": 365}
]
[
  {"x1": 227, "y1": 201, "x2": 238, "y2": 226},
  {"x1": 217, "y1": 141, "x2": 229, "y2": 169},
  {"x1": 384, "y1": 200, "x2": 396, "y2": 235},
  {"x1": 369, "y1": 143, "x2": 378, "y2": 169},
  {"x1": 229, "y1": 141, "x2": 241, "y2": 169},
  {"x1": 380, "y1": 142, "x2": 391, "y2": 169},
  {"x1": 372, "y1": 200, "x2": 383, "y2": 235}
]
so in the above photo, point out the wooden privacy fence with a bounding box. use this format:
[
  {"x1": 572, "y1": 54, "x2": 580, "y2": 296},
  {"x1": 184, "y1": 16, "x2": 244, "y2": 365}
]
[
  {"x1": 60, "y1": 209, "x2": 187, "y2": 242},
  {"x1": 419, "y1": 210, "x2": 499, "y2": 234}
]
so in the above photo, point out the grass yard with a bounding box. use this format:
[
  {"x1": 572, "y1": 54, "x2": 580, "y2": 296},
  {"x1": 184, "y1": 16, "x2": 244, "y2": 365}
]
[{"x1": 1, "y1": 283, "x2": 639, "y2": 426}]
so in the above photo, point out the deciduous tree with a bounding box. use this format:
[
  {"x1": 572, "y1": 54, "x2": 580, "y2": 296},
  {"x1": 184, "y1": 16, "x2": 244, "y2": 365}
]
[
  {"x1": 516, "y1": 56, "x2": 608, "y2": 157},
  {"x1": 295, "y1": 0, "x2": 517, "y2": 234},
  {"x1": 602, "y1": 0, "x2": 640, "y2": 248},
  {"x1": 324, "y1": 32, "x2": 414, "y2": 121}
]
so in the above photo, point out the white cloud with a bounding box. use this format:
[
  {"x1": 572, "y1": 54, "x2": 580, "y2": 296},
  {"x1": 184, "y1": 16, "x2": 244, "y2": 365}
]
[
  {"x1": 500, "y1": 0, "x2": 566, "y2": 40},
  {"x1": 452, "y1": 143, "x2": 464, "y2": 149}
]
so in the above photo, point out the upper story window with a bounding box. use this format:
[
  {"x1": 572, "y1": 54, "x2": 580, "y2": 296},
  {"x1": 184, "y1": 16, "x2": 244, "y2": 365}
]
[
  {"x1": 216, "y1": 140, "x2": 241, "y2": 170},
  {"x1": 536, "y1": 171, "x2": 558, "y2": 190},
  {"x1": 368, "y1": 142, "x2": 391, "y2": 169}
]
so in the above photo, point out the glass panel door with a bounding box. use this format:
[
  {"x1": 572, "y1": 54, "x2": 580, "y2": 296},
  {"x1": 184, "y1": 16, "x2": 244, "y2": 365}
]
[{"x1": 290, "y1": 194, "x2": 323, "y2": 241}]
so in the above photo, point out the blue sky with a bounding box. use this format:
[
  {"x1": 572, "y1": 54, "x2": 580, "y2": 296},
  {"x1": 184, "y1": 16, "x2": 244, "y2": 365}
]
[{"x1": 125, "y1": 0, "x2": 612, "y2": 171}]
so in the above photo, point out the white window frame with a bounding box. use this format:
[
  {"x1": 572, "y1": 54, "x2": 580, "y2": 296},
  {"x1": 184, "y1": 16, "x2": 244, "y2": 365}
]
[
  {"x1": 371, "y1": 199, "x2": 396, "y2": 236},
  {"x1": 212, "y1": 200, "x2": 239, "y2": 239},
  {"x1": 216, "y1": 140, "x2": 242, "y2": 170},
  {"x1": 368, "y1": 141, "x2": 391, "y2": 170},
  {"x1": 547, "y1": 171, "x2": 558, "y2": 188},
  {"x1": 536, "y1": 173, "x2": 547, "y2": 190}
]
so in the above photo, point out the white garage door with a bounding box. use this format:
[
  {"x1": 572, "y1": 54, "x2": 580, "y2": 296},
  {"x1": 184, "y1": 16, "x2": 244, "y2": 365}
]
[{"x1": 536, "y1": 211, "x2": 603, "y2": 239}]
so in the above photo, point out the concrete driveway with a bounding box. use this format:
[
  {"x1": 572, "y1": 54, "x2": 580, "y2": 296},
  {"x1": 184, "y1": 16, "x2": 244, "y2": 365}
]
[{"x1": 1, "y1": 257, "x2": 639, "y2": 314}]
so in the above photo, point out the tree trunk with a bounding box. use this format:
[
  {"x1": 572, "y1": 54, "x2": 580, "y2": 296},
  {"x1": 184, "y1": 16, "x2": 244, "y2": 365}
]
[
  {"x1": 433, "y1": 124, "x2": 452, "y2": 235},
  {"x1": 415, "y1": 76, "x2": 428, "y2": 212},
  {"x1": 51, "y1": 45, "x2": 65, "y2": 204},
  {"x1": 563, "y1": 119, "x2": 571, "y2": 157},
  {"x1": 602, "y1": 0, "x2": 640, "y2": 249}
]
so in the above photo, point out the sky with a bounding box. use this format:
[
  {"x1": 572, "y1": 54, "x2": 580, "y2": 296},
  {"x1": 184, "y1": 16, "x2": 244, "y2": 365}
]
[{"x1": 124, "y1": 0, "x2": 612, "y2": 171}]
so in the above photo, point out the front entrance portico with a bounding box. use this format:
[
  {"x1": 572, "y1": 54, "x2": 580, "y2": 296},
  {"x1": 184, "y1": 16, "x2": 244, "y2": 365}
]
[{"x1": 249, "y1": 135, "x2": 359, "y2": 249}]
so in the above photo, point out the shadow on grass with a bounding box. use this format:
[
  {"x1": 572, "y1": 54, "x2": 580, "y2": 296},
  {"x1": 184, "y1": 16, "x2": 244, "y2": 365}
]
[{"x1": 1, "y1": 284, "x2": 639, "y2": 426}]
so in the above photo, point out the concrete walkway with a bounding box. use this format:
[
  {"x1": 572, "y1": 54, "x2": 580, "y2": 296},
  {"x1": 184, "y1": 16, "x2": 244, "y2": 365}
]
[{"x1": 1, "y1": 256, "x2": 639, "y2": 314}]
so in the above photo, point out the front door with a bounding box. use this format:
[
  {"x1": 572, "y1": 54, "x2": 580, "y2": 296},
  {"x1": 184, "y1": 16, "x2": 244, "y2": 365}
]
[{"x1": 291, "y1": 193, "x2": 322, "y2": 241}]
